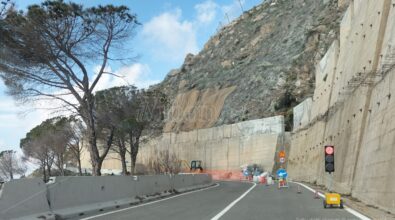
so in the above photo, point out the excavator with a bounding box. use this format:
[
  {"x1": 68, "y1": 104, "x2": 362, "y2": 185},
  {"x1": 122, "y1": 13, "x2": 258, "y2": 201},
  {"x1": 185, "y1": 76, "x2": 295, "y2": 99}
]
[{"x1": 180, "y1": 160, "x2": 204, "y2": 173}]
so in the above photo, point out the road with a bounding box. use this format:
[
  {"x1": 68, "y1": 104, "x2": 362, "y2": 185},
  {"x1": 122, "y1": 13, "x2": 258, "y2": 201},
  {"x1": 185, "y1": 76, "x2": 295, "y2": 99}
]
[{"x1": 80, "y1": 181, "x2": 362, "y2": 220}]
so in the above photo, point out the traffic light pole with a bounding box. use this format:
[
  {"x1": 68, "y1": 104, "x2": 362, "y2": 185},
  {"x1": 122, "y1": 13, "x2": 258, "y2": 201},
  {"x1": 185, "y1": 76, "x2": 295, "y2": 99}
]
[{"x1": 328, "y1": 172, "x2": 333, "y2": 193}]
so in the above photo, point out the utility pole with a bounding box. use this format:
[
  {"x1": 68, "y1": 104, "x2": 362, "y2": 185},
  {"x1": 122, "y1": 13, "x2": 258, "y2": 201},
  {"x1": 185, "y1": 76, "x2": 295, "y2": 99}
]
[
  {"x1": 217, "y1": 21, "x2": 223, "y2": 33},
  {"x1": 225, "y1": 13, "x2": 230, "y2": 23},
  {"x1": 238, "y1": 0, "x2": 244, "y2": 13}
]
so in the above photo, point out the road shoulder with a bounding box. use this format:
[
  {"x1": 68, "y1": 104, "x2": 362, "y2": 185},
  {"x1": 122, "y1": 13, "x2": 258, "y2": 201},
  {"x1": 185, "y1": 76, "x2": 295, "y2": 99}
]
[{"x1": 294, "y1": 181, "x2": 395, "y2": 220}]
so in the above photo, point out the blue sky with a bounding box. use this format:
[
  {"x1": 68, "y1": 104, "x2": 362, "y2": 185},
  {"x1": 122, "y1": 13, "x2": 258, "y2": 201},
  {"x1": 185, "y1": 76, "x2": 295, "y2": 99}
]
[{"x1": 0, "y1": 0, "x2": 263, "y2": 153}]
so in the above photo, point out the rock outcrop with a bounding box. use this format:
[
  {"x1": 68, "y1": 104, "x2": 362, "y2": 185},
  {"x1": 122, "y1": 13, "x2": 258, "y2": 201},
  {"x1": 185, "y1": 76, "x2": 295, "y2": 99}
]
[{"x1": 157, "y1": 0, "x2": 348, "y2": 132}]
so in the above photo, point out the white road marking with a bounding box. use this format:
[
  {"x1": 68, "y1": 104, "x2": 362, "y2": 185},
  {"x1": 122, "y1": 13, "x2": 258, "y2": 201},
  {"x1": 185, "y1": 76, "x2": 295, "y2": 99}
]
[
  {"x1": 293, "y1": 181, "x2": 371, "y2": 220},
  {"x1": 81, "y1": 183, "x2": 220, "y2": 220},
  {"x1": 210, "y1": 182, "x2": 257, "y2": 220}
]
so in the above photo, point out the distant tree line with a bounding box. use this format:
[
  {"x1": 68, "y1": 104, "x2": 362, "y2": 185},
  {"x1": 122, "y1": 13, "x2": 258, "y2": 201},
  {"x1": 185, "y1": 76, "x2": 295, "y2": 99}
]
[
  {"x1": 20, "y1": 116, "x2": 84, "y2": 181},
  {"x1": 19, "y1": 86, "x2": 167, "y2": 181},
  {"x1": 0, "y1": 150, "x2": 26, "y2": 181}
]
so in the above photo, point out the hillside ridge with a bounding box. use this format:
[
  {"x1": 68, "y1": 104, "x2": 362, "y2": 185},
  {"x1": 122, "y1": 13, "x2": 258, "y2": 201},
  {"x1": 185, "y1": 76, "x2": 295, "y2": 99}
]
[{"x1": 156, "y1": 0, "x2": 348, "y2": 132}]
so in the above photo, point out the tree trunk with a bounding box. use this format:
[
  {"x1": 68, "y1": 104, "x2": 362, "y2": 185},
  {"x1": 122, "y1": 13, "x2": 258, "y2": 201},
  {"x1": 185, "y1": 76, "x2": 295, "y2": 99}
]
[
  {"x1": 70, "y1": 143, "x2": 83, "y2": 176},
  {"x1": 42, "y1": 163, "x2": 47, "y2": 182},
  {"x1": 77, "y1": 156, "x2": 82, "y2": 176},
  {"x1": 95, "y1": 162, "x2": 102, "y2": 176},
  {"x1": 117, "y1": 139, "x2": 128, "y2": 175},
  {"x1": 131, "y1": 155, "x2": 137, "y2": 174},
  {"x1": 120, "y1": 150, "x2": 127, "y2": 175},
  {"x1": 46, "y1": 163, "x2": 51, "y2": 178},
  {"x1": 80, "y1": 94, "x2": 103, "y2": 176},
  {"x1": 84, "y1": 109, "x2": 102, "y2": 176},
  {"x1": 57, "y1": 153, "x2": 65, "y2": 176},
  {"x1": 9, "y1": 170, "x2": 13, "y2": 180},
  {"x1": 129, "y1": 135, "x2": 140, "y2": 175},
  {"x1": 9, "y1": 156, "x2": 13, "y2": 180},
  {"x1": 88, "y1": 126, "x2": 101, "y2": 176}
]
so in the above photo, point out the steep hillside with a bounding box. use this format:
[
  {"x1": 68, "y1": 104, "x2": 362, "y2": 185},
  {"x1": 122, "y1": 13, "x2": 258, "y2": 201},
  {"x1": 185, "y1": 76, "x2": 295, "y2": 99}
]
[{"x1": 157, "y1": 0, "x2": 348, "y2": 132}]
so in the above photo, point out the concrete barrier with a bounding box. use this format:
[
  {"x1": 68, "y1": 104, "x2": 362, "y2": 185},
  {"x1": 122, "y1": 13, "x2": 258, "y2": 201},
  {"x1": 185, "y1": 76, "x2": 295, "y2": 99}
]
[
  {"x1": 0, "y1": 178, "x2": 54, "y2": 220},
  {"x1": 192, "y1": 174, "x2": 212, "y2": 186},
  {"x1": 47, "y1": 176, "x2": 139, "y2": 219},
  {"x1": 173, "y1": 174, "x2": 194, "y2": 191},
  {"x1": 0, "y1": 174, "x2": 212, "y2": 219},
  {"x1": 135, "y1": 175, "x2": 172, "y2": 196},
  {"x1": 173, "y1": 174, "x2": 212, "y2": 192}
]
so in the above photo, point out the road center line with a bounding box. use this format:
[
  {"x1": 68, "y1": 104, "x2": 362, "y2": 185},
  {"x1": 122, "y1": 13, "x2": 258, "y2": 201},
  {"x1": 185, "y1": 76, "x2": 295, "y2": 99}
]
[
  {"x1": 81, "y1": 183, "x2": 220, "y2": 220},
  {"x1": 211, "y1": 182, "x2": 257, "y2": 220},
  {"x1": 292, "y1": 181, "x2": 371, "y2": 220}
]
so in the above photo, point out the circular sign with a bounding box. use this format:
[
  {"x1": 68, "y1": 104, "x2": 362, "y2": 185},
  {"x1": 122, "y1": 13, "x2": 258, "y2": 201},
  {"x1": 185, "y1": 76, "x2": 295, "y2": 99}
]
[
  {"x1": 325, "y1": 146, "x2": 334, "y2": 154},
  {"x1": 279, "y1": 157, "x2": 285, "y2": 163},
  {"x1": 276, "y1": 168, "x2": 287, "y2": 178},
  {"x1": 279, "y1": 150, "x2": 286, "y2": 158}
]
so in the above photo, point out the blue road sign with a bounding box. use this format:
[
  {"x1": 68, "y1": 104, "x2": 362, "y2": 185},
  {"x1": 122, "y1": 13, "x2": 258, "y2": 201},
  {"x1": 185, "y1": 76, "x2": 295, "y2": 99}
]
[{"x1": 277, "y1": 168, "x2": 288, "y2": 178}]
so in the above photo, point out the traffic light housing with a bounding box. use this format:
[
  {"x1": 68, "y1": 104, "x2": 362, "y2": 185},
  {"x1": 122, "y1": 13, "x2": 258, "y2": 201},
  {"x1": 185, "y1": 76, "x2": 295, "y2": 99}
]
[{"x1": 325, "y1": 145, "x2": 335, "y2": 173}]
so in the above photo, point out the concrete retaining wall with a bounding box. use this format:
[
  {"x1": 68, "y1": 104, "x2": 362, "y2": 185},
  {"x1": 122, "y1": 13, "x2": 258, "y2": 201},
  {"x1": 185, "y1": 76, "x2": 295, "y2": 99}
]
[
  {"x1": 82, "y1": 116, "x2": 285, "y2": 178},
  {"x1": 293, "y1": 98, "x2": 312, "y2": 130},
  {"x1": 0, "y1": 178, "x2": 53, "y2": 220},
  {"x1": 288, "y1": 0, "x2": 395, "y2": 214},
  {"x1": 138, "y1": 116, "x2": 284, "y2": 178},
  {"x1": 0, "y1": 174, "x2": 212, "y2": 220}
]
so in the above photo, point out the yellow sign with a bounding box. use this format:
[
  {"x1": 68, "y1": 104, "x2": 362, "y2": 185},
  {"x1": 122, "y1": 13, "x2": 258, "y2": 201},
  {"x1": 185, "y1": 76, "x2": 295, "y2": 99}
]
[{"x1": 324, "y1": 193, "x2": 343, "y2": 209}]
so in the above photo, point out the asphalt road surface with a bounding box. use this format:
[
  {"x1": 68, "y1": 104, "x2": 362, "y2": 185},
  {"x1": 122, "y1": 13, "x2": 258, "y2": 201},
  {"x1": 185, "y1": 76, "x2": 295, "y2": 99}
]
[{"x1": 80, "y1": 181, "x2": 362, "y2": 220}]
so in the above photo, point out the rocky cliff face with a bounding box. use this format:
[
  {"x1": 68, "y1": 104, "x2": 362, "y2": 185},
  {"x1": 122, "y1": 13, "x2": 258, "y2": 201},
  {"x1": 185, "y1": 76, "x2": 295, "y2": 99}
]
[{"x1": 157, "y1": 0, "x2": 348, "y2": 132}]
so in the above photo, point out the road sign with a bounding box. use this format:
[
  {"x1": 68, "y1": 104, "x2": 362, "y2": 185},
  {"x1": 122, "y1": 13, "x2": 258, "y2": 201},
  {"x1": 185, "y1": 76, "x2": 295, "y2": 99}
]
[
  {"x1": 276, "y1": 168, "x2": 287, "y2": 178},
  {"x1": 278, "y1": 150, "x2": 286, "y2": 158},
  {"x1": 279, "y1": 157, "x2": 285, "y2": 163}
]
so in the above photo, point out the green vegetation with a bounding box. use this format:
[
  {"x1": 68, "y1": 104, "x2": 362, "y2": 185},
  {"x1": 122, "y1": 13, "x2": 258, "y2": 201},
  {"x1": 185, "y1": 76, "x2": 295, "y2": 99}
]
[
  {"x1": 0, "y1": 0, "x2": 139, "y2": 176},
  {"x1": 274, "y1": 91, "x2": 296, "y2": 111}
]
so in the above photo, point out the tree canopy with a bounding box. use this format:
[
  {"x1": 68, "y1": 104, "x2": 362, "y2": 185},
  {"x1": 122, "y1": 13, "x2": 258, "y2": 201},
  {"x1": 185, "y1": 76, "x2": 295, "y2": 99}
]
[
  {"x1": 20, "y1": 116, "x2": 81, "y2": 180},
  {"x1": 0, "y1": 0, "x2": 139, "y2": 175},
  {"x1": 94, "y1": 86, "x2": 168, "y2": 174}
]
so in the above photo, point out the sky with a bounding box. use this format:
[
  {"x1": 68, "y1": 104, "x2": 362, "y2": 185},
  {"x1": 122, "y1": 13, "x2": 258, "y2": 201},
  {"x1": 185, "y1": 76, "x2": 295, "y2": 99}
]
[{"x1": 0, "y1": 0, "x2": 263, "y2": 154}]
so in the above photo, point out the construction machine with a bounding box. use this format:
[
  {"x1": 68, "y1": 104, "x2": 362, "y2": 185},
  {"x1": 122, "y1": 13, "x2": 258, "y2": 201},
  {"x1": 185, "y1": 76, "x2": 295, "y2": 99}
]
[{"x1": 180, "y1": 160, "x2": 204, "y2": 173}]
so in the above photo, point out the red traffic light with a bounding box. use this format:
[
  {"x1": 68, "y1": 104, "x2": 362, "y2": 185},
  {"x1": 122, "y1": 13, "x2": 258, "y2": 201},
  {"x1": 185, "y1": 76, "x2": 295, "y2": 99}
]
[
  {"x1": 325, "y1": 145, "x2": 334, "y2": 155},
  {"x1": 324, "y1": 145, "x2": 335, "y2": 173}
]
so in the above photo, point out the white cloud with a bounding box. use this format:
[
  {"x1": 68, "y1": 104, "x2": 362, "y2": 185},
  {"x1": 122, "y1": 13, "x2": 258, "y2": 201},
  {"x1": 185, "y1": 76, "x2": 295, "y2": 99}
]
[
  {"x1": 142, "y1": 9, "x2": 198, "y2": 62},
  {"x1": 93, "y1": 63, "x2": 159, "y2": 92},
  {"x1": 140, "y1": 0, "x2": 249, "y2": 63},
  {"x1": 0, "y1": 100, "x2": 20, "y2": 115},
  {"x1": 195, "y1": 0, "x2": 218, "y2": 24},
  {"x1": 0, "y1": 94, "x2": 51, "y2": 152}
]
